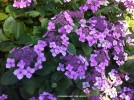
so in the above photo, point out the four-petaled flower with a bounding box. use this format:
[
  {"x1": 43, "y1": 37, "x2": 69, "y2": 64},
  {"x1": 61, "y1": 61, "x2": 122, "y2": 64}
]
[
  {"x1": 6, "y1": 58, "x2": 15, "y2": 68},
  {"x1": 64, "y1": 25, "x2": 73, "y2": 33}
]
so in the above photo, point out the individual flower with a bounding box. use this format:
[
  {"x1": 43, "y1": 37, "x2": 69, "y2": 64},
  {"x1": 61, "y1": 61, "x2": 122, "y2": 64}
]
[
  {"x1": 14, "y1": 68, "x2": 27, "y2": 80},
  {"x1": 47, "y1": 21, "x2": 55, "y2": 31},
  {"x1": 82, "y1": 82, "x2": 90, "y2": 88},
  {"x1": 25, "y1": 67, "x2": 35, "y2": 78},
  {"x1": 6, "y1": 58, "x2": 15, "y2": 68},
  {"x1": 17, "y1": 60, "x2": 25, "y2": 69},
  {"x1": 64, "y1": 25, "x2": 73, "y2": 34}
]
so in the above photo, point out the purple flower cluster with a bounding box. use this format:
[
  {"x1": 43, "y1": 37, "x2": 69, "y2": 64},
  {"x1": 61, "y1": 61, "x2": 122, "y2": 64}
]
[
  {"x1": 90, "y1": 49, "x2": 110, "y2": 73},
  {"x1": 6, "y1": 41, "x2": 47, "y2": 80},
  {"x1": 86, "y1": 69, "x2": 130, "y2": 99},
  {"x1": 0, "y1": 94, "x2": 8, "y2": 100},
  {"x1": 34, "y1": 40, "x2": 47, "y2": 70},
  {"x1": 47, "y1": 10, "x2": 84, "y2": 33},
  {"x1": 13, "y1": 0, "x2": 32, "y2": 8},
  {"x1": 79, "y1": 0, "x2": 109, "y2": 12},
  {"x1": 43, "y1": 10, "x2": 84, "y2": 57},
  {"x1": 116, "y1": 87, "x2": 134, "y2": 100},
  {"x1": 43, "y1": 31, "x2": 69, "y2": 57},
  {"x1": 76, "y1": 16, "x2": 111, "y2": 47},
  {"x1": 115, "y1": 0, "x2": 134, "y2": 13},
  {"x1": 29, "y1": 92, "x2": 56, "y2": 100},
  {"x1": 76, "y1": 16, "x2": 127, "y2": 66},
  {"x1": 57, "y1": 53, "x2": 89, "y2": 80}
]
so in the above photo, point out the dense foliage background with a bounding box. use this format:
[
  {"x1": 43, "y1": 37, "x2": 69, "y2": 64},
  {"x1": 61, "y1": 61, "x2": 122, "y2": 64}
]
[{"x1": 0, "y1": 0, "x2": 134, "y2": 100}]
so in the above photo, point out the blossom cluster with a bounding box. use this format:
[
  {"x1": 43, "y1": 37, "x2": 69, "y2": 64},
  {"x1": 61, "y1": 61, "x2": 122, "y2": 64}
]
[
  {"x1": 115, "y1": 0, "x2": 134, "y2": 13},
  {"x1": 43, "y1": 10, "x2": 84, "y2": 57},
  {"x1": 76, "y1": 16, "x2": 127, "y2": 67},
  {"x1": 79, "y1": 0, "x2": 109, "y2": 12},
  {"x1": 6, "y1": 40, "x2": 47, "y2": 80},
  {"x1": 43, "y1": 31, "x2": 69, "y2": 57},
  {"x1": 84, "y1": 68, "x2": 130, "y2": 99},
  {"x1": 29, "y1": 92, "x2": 56, "y2": 100},
  {"x1": 13, "y1": 0, "x2": 33, "y2": 8},
  {"x1": 57, "y1": 53, "x2": 89, "y2": 80},
  {"x1": 0, "y1": 94, "x2": 7, "y2": 100},
  {"x1": 117, "y1": 87, "x2": 134, "y2": 100}
]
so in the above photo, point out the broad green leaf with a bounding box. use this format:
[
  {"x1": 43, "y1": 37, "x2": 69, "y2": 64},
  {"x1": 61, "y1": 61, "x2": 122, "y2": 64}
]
[
  {"x1": 17, "y1": 34, "x2": 32, "y2": 44},
  {"x1": 35, "y1": 62, "x2": 56, "y2": 76},
  {"x1": 1, "y1": 68, "x2": 19, "y2": 85},
  {"x1": 67, "y1": 43, "x2": 76, "y2": 54},
  {"x1": 22, "y1": 78, "x2": 39, "y2": 95},
  {"x1": 0, "y1": 13, "x2": 8, "y2": 20},
  {"x1": 3, "y1": 16, "x2": 17, "y2": 38},
  {"x1": 15, "y1": 22, "x2": 26, "y2": 40},
  {"x1": 51, "y1": 72, "x2": 64, "y2": 82}
]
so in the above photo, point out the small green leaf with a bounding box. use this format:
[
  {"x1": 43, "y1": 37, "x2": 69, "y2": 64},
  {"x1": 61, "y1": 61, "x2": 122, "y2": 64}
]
[
  {"x1": 0, "y1": 29, "x2": 9, "y2": 42},
  {"x1": 1, "y1": 68, "x2": 19, "y2": 85},
  {"x1": 28, "y1": 11, "x2": 40, "y2": 17},
  {"x1": 51, "y1": 72, "x2": 64, "y2": 82},
  {"x1": 0, "y1": 41, "x2": 15, "y2": 52},
  {"x1": 0, "y1": 13, "x2": 8, "y2": 20},
  {"x1": 82, "y1": 43, "x2": 92, "y2": 56},
  {"x1": 67, "y1": 43, "x2": 76, "y2": 54}
]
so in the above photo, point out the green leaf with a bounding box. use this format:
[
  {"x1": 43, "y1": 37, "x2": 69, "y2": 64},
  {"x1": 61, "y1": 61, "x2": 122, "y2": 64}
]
[
  {"x1": 90, "y1": 89, "x2": 100, "y2": 96},
  {"x1": 15, "y1": 22, "x2": 26, "y2": 40},
  {"x1": 67, "y1": 43, "x2": 76, "y2": 54},
  {"x1": 0, "y1": 29, "x2": 9, "y2": 42},
  {"x1": 35, "y1": 62, "x2": 56, "y2": 76},
  {"x1": 51, "y1": 72, "x2": 64, "y2": 82},
  {"x1": 39, "y1": 18, "x2": 48, "y2": 29},
  {"x1": 123, "y1": 60, "x2": 134, "y2": 74},
  {"x1": 1, "y1": 68, "x2": 19, "y2": 85},
  {"x1": 0, "y1": 41, "x2": 15, "y2": 52},
  {"x1": 17, "y1": 34, "x2": 32, "y2": 44},
  {"x1": 22, "y1": 78, "x2": 39, "y2": 95},
  {"x1": 28, "y1": 11, "x2": 40, "y2": 17},
  {"x1": 0, "y1": 13, "x2": 8, "y2": 20},
  {"x1": 82, "y1": 43, "x2": 92, "y2": 56},
  {"x1": 3, "y1": 16, "x2": 17, "y2": 38}
]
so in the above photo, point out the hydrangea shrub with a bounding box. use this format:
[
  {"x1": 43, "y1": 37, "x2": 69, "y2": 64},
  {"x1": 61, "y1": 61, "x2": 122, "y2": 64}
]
[{"x1": 0, "y1": 0, "x2": 134, "y2": 100}]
